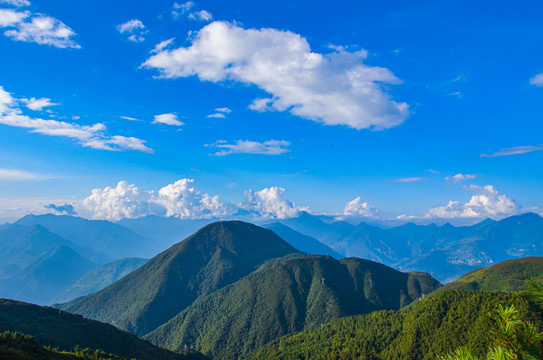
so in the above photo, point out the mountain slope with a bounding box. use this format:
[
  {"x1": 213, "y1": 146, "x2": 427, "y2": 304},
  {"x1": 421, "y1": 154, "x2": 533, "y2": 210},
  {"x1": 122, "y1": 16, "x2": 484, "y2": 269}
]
[
  {"x1": 16, "y1": 214, "x2": 159, "y2": 263},
  {"x1": 118, "y1": 216, "x2": 212, "y2": 249},
  {"x1": 12, "y1": 245, "x2": 96, "y2": 304},
  {"x1": 444, "y1": 256, "x2": 543, "y2": 291},
  {"x1": 57, "y1": 221, "x2": 300, "y2": 336},
  {"x1": 265, "y1": 222, "x2": 342, "y2": 259},
  {"x1": 145, "y1": 254, "x2": 441, "y2": 360},
  {"x1": 0, "y1": 299, "x2": 205, "y2": 360},
  {"x1": 249, "y1": 290, "x2": 538, "y2": 360},
  {"x1": 52, "y1": 257, "x2": 148, "y2": 304}
]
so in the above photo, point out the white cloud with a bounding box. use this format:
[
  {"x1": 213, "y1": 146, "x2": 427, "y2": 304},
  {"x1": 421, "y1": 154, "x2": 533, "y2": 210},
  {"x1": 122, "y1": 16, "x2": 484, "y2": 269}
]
[
  {"x1": 240, "y1": 187, "x2": 306, "y2": 219},
  {"x1": 530, "y1": 73, "x2": 543, "y2": 87},
  {"x1": 151, "y1": 38, "x2": 175, "y2": 53},
  {"x1": 188, "y1": 9, "x2": 212, "y2": 21},
  {"x1": 215, "y1": 107, "x2": 231, "y2": 113},
  {"x1": 22, "y1": 97, "x2": 59, "y2": 111},
  {"x1": 481, "y1": 144, "x2": 543, "y2": 157},
  {"x1": 154, "y1": 179, "x2": 231, "y2": 219},
  {"x1": 120, "y1": 116, "x2": 140, "y2": 121},
  {"x1": 206, "y1": 107, "x2": 232, "y2": 119},
  {"x1": 172, "y1": 2, "x2": 212, "y2": 22},
  {"x1": 344, "y1": 197, "x2": 378, "y2": 217},
  {"x1": 0, "y1": 85, "x2": 153, "y2": 152},
  {"x1": 153, "y1": 113, "x2": 184, "y2": 126},
  {"x1": 445, "y1": 173, "x2": 477, "y2": 184},
  {"x1": 206, "y1": 113, "x2": 225, "y2": 118},
  {"x1": 80, "y1": 180, "x2": 313, "y2": 221},
  {"x1": 0, "y1": 168, "x2": 52, "y2": 181},
  {"x1": 117, "y1": 19, "x2": 147, "y2": 42},
  {"x1": 426, "y1": 185, "x2": 521, "y2": 220},
  {"x1": 4, "y1": 14, "x2": 80, "y2": 48},
  {"x1": 206, "y1": 139, "x2": 290, "y2": 156},
  {"x1": 0, "y1": 8, "x2": 28, "y2": 26},
  {"x1": 84, "y1": 181, "x2": 152, "y2": 220},
  {"x1": 0, "y1": 0, "x2": 30, "y2": 6},
  {"x1": 143, "y1": 21, "x2": 408, "y2": 130},
  {"x1": 387, "y1": 177, "x2": 426, "y2": 183}
]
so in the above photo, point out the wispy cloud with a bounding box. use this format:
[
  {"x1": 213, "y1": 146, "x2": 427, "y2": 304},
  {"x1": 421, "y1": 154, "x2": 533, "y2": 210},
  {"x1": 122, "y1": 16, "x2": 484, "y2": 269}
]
[
  {"x1": 529, "y1": 73, "x2": 543, "y2": 87},
  {"x1": 445, "y1": 173, "x2": 477, "y2": 184},
  {"x1": 481, "y1": 144, "x2": 543, "y2": 157},
  {"x1": 386, "y1": 177, "x2": 426, "y2": 183},
  {"x1": 22, "y1": 97, "x2": 59, "y2": 111},
  {"x1": 0, "y1": 85, "x2": 153, "y2": 152},
  {"x1": 143, "y1": 21, "x2": 408, "y2": 130},
  {"x1": 117, "y1": 19, "x2": 147, "y2": 42},
  {"x1": 0, "y1": 4, "x2": 80, "y2": 49},
  {"x1": 152, "y1": 113, "x2": 184, "y2": 126},
  {"x1": 171, "y1": 2, "x2": 212, "y2": 22},
  {"x1": 0, "y1": 168, "x2": 53, "y2": 181},
  {"x1": 206, "y1": 139, "x2": 291, "y2": 156},
  {"x1": 206, "y1": 107, "x2": 232, "y2": 119},
  {"x1": 120, "y1": 116, "x2": 141, "y2": 121}
]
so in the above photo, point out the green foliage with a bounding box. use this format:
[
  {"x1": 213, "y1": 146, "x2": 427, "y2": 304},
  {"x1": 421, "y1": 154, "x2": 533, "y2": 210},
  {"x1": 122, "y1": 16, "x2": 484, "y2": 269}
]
[
  {"x1": 248, "y1": 290, "x2": 540, "y2": 360},
  {"x1": 146, "y1": 254, "x2": 440, "y2": 360},
  {"x1": 0, "y1": 331, "x2": 125, "y2": 360},
  {"x1": 445, "y1": 257, "x2": 543, "y2": 292},
  {"x1": 58, "y1": 221, "x2": 300, "y2": 336},
  {"x1": 440, "y1": 281, "x2": 543, "y2": 360},
  {"x1": 0, "y1": 299, "x2": 204, "y2": 360}
]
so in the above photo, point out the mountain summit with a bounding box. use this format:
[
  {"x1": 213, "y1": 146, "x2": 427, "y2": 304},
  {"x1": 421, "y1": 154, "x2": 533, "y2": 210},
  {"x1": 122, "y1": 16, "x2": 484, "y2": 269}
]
[{"x1": 57, "y1": 220, "x2": 300, "y2": 335}]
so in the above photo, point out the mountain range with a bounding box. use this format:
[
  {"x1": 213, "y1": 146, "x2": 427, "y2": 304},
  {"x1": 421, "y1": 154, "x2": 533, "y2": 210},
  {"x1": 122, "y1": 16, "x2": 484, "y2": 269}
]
[{"x1": 279, "y1": 211, "x2": 543, "y2": 281}]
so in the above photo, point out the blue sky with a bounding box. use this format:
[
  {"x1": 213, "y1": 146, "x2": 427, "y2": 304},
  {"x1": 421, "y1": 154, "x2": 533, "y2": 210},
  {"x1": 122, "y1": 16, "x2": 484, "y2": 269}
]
[{"x1": 0, "y1": 0, "x2": 542, "y2": 223}]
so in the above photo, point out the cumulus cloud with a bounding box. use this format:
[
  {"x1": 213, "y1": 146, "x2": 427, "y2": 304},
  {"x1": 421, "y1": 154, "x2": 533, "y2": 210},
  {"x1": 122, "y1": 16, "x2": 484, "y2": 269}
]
[
  {"x1": 425, "y1": 185, "x2": 521, "y2": 220},
  {"x1": 240, "y1": 187, "x2": 306, "y2": 219},
  {"x1": 0, "y1": 8, "x2": 28, "y2": 26},
  {"x1": 153, "y1": 179, "x2": 231, "y2": 219},
  {"x1": 0, "y1": 168, "x2": 51, "y2": 181},
  {"x1": 172, "y1": 2, "x2": 212, "y2": 22},
  {"x1": 117, "y1": 19, "x2": 147, "y2": 42},
  {"x1": 22, "y1": 97, "x2": 59, "y2": 111},
  {"x1": 3, "y1": 13, "x2": 80, "y2": 48},
  {"x1": 0, "y1": 85, "x2": 153, "y2": 152},
  {"x1": 153, "y1": 113, "x2": 184, "y2": 126},
  {"x1": 83, "y1": 180, "x2": 309, "y2": 221},
  {"x1": 343, "y1": 197, "x2": 378, "y2": 217},
  {"x1": 143, "y1": 21, "x2": 408, "y2": 130},
  {"x1": 530, "y1": 73, "x2": 543, "y2": 87},
  {"x1": 84, "y1": 181, "x2": 152, "y2": 220},
  {"x1": 206, "y1": 139, "x2": 290, "y2": 156},
  {"x1": 445, "y1": 173, "x2": 477, "y2": 183},
  {"x1": 44, "y1": 203, "x2": 76, "y2": 215},
  {"x1": 481, "y1": 144, "x2": 543, "y2": 157},
  {"x1": 386, "y1": 177, "x2": 426, "y2": 183}
]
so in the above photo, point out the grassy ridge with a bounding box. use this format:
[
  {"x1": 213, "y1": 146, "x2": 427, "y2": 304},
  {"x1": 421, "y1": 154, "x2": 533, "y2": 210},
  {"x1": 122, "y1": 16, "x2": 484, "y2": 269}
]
[{"x1": 444, "y1": 256, "x2": 543, "y2": 291}]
